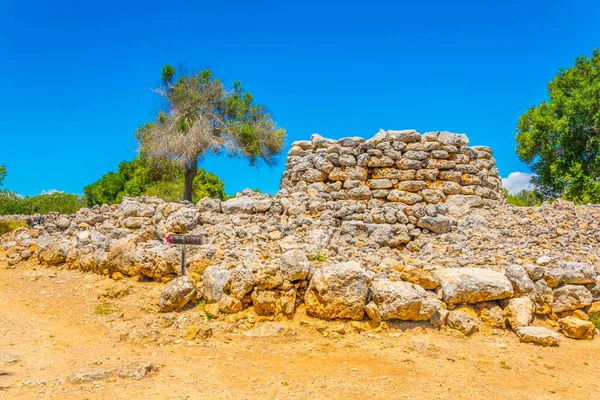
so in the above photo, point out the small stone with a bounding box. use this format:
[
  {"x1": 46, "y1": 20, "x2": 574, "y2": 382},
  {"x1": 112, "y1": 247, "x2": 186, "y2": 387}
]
[
  {"x1": 69, "y1": 369, "x2": 112, "y2": 383},
  {"x1": 118, "y1": 362, "x2": 160, "y2": 379},
  {"x1": 447, "y1": 308, "x2": 479, "y2": 336}
]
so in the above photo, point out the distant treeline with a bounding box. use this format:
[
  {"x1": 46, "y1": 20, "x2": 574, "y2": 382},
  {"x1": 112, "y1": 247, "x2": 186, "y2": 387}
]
[
  {"x1": 0, "y1": 156, "x2": 226, "y2": 216},
  {"x1": 0, "y1": 191, "x2": 85, "y2": 215}
]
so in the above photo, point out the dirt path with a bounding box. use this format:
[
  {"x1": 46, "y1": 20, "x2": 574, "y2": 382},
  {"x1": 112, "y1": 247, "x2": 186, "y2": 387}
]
[{"x1": 1, "y1": 264, "x2": 600, "y2": 399}]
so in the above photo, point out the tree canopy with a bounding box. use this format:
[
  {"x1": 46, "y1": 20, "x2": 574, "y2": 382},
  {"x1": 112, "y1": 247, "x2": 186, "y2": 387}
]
[
  {"x1": 0, "y1": 165, "x2": 6, "y2": 187},
  {"x1": 137, "y1": 65, "x2": 286, "y2": 201},
  {"x1": 516, "y1": 49, "x2": 600, "y2": 203},
  {"x1": 83, "y1": 156, "x2": 225, "y2": 206}
]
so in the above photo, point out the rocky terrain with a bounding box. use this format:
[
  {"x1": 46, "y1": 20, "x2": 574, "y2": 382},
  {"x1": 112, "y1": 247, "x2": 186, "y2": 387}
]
[{"x1": 1, "y1": 130, "x2": 600, "y2": 397}]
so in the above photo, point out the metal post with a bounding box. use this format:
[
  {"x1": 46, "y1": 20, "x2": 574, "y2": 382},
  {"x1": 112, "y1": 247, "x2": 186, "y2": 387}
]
[{"x1": 181, "y1": 244, "x2": 186, "y2": 276}]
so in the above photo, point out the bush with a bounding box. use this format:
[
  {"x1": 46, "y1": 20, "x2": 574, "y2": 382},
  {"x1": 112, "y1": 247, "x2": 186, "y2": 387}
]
[
  {"x1": 0, "y1": 219, "x2": 27, "y2": 235},
  {"x1": 84, "y1": 156, "x2": 226, "y2": 206},
  {"x1": 589, "y1": 313, "x2": 600, "y2": 330},
  {"x1": 0, "y1": 190, "x2": 85, "y2": 216}
]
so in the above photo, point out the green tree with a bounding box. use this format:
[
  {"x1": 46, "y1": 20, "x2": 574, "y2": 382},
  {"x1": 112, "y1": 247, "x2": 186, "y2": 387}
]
[
  {"x1": 0, "y1": 165, "x2": 6, "y2": 187},
  {"x1": 137, "y1": 65, "x2": 286, "y2": 202},
  {"x1": 83, "y1": 156, "x2": 226, "y2": 206},
  {"x1": 516, "y1": 49, "x2": 600, "y2": 203},
  {"x1": 504, "y1": 189, "x2": 543, "y2": 207}
]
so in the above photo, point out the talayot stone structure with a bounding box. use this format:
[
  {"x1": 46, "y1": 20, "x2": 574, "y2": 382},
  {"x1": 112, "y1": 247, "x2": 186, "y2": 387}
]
[
  {"x1": 282, "y1": 130, "x2": 504, "y2": 207},
  {"x1": 2, "y1": 129, "x2": 600, "y2": 344}
]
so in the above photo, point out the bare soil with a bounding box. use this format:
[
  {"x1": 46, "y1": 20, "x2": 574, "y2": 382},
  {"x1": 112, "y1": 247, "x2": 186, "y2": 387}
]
[{"x1": 1, "y1": 262, "x2": 600, "y2": 399}]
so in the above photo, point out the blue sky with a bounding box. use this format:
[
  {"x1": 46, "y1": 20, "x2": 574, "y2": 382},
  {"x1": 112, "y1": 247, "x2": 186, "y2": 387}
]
[{"x1": 1, "y1": 0, "x2": 599, "y2": 196}]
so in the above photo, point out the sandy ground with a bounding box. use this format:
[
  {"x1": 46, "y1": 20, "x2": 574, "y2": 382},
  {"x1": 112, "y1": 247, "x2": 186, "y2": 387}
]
[{"x1": 1, "y1": 262, "x2": 600, "y2": 400}]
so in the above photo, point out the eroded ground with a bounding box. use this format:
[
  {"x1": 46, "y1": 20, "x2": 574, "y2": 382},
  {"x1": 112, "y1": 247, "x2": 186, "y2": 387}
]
[{"x1": 1, "y1": 264, "x2": 600, "y2": 400}]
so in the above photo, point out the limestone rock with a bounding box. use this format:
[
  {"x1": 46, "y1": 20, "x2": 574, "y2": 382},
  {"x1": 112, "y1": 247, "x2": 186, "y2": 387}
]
[
  {"x1": 279, "y1": 249, "x2": 310, "y2": 281},
  {"x1": 69, "y1": 369, "x2": 112, "y2": 383},
  {"x1": 552, "y1": 285, "x2": 593, "y2": 313},
  {"x1": 544, "y1": 262, "x2": 596, "y2": 288},
  {"x1": 218, "y1": 295, "x2": 243, "y2": 314},
  {"x1": 504, "y1": 264, "x2": 534, "y2": 294},
  {"x1": 243, "y1": 322, "x2": 294, "y2": 337},
  {"x1": 221, "y1": 196, "x2": 255, "y2": 214},
  {"x1": 37, "y1": 237, "x2": 67, "y2": 265},
  {"x1": 158, "y1": 276, "x2": 197, "y2": 312},
  {"x1": 369, "y1": 279, "x2": 441, "y2": 321},
  {"x1": 530, "y1": 279, "x2": 553, "y2": 315},
  {"x1": 227, "y1": 266, "x2": 255, "y2": 300},
  {"x1": 434, "y1": 268, "x2": 514, "y2": 304},
  {"x1": 558, "y1": 316, "x2": 597, "y2": 340},
  {"x1": 305, "y1": 262, "x2": 371, "y2": 320},
  {"x1": 503, "y1": 297, "x2": 534, "y2": 331},
  {"x1": 447, "y1": 308, "x2": 479, "y2": 336},
  {"x1": 202, "y1": 266, "x2": 231, "y2": 303},
  {"x1": 479, "y1": 306, "x2": 505, "y2": 328},
  {"x1": 254, "y1": 263, "x2": 284, "y2": 290},
  {"x1": 118, "y1": 362, "x2": 160, "y2": 379},
  {"x1": 516, "y1": 326, "x2": 561, "y2": 347},
  {"x1": 416, "y1": 215, "x2": 452, "y2": 234},
  {"x1": 107, "y1": 237, "x2": 137, "y2": 276},
  {"x1": 165, "y1": 208, "x2": 198, "y2": 233}
]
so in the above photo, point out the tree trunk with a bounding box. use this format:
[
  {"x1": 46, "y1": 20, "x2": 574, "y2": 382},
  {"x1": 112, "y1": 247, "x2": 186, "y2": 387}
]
[{"x1": 183, "y1": 158, "x2": 198, "y2": 203}]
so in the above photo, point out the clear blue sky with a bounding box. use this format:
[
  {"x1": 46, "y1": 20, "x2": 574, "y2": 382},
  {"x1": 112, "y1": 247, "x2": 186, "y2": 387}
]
[{"x1": 1, "y1": 0, "x2": 599, "y2": 196}]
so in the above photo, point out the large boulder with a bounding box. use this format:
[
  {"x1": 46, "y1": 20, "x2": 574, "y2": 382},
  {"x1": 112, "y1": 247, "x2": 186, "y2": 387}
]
[
  {"x1": 304, "y1": 262, "x2": 371, "y2": 320},
  {"x1": 552, "y1": 285, "x2": 593, "y2": 313},
  {"x1": 544, "y1": 262, "x2": 596, "y2": 288},
  {"x1": 558, "y1": 316, "x2": 597, "y2": 340},
  {"x1": 202, "y1": 266, "x2": 231, "y2": 303},
  {"x1": 434, "y1": 268, "x2": 513, "y2": 304},
  {"x1": 369, "y1": 279, "x2": 441, "y2": 321},
  {"x1": 158, "y1": 276, "x2": 197, "y2": 312},
  {"x1": 516, "y1": 326, "x2": 561, "y2": 347},
  {"x1": 279, "y1": 250, "x2": 310, "y2": 281}
]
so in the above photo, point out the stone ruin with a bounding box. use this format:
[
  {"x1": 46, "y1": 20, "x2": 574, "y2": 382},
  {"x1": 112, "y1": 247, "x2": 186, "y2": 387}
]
[
  {"x1": 2, "y1": 130, "x2": 600, "y2": 345},
  {"x1": 282, "y1": 129, "x2": 504, "y2": 209}
]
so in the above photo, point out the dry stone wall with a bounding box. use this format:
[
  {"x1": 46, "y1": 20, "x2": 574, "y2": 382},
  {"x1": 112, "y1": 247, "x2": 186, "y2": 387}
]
[{"x1": 281, "y1": 130, "x2": 505, "y2": 220}]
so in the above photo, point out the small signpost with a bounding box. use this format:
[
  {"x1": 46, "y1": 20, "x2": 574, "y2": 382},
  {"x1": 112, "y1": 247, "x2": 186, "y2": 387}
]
[{"x1": 165, "y1": 234, "x2": 205, "y2": 276}]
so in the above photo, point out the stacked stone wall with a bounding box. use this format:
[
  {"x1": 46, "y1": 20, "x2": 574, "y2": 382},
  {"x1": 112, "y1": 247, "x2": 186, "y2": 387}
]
[{"x1": 281, "y1": 129, "x2": 505, "y2": 218}]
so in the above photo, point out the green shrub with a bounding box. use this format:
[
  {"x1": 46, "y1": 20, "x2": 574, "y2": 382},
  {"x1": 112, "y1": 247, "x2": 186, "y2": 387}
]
[
  {"x1": 0, "y1": 190, "x2": 85, "y2": 216},
  {"x1": 0, "y1": 219, "x2": 27, "y2": 235},
  {"x1": 589, "y1": 313, "x2": 600, "y2": 330},
  {"x1": 94, "y1": 303, "x2": 119, "y2": 315}
]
